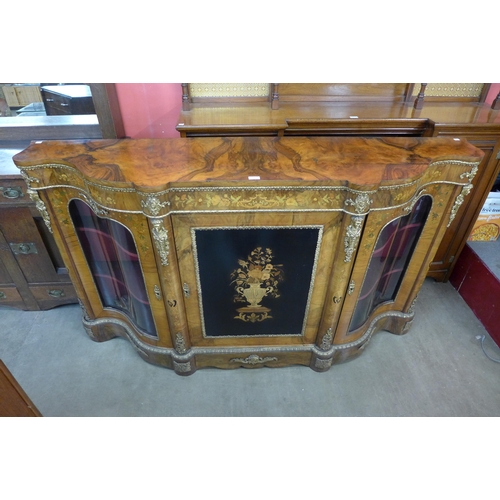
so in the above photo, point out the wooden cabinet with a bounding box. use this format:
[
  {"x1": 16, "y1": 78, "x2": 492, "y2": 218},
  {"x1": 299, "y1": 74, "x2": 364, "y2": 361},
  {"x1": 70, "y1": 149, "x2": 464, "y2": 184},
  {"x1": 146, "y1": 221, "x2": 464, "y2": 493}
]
[
  {"x1": 41, "y1": 85, "x2": 95, "y2": 115},
  {"x1": 0, "y1": 173, "x2": 78, "y2": 310},
  {"x1": 1, "y1": 84, "x2": 42, "y2": 108},
  {"x1": 13, "y1": 137, "x2": 483, "y2": 374}
]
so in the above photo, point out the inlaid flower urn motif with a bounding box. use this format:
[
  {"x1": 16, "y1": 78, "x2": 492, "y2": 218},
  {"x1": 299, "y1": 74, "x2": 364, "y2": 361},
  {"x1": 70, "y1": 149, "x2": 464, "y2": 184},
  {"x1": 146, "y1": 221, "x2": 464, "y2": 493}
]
[
  {"x1": 242, "y1": 282, "x2": 268, "y2": 307},
  {"x1": 230, "y1": 247, "x2": 284, "y2": 322}
]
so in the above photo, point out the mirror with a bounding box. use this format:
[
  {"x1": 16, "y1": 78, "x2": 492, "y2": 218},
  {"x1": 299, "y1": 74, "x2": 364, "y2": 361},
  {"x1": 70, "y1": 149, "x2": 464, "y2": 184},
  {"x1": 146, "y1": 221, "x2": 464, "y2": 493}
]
[
  {"x1": 0, "y1": 83, "x2": 124, "y2": 141},
  {"x1": 0, "y1": 83, "x2": 95, "y2": 117}
]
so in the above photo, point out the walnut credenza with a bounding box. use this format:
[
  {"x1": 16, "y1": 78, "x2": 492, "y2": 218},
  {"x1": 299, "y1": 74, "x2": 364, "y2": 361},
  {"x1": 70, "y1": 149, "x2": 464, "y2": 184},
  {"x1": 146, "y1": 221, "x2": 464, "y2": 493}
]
[{"x1": 13, "y1": 137, "x2": 483, "y2": 374}]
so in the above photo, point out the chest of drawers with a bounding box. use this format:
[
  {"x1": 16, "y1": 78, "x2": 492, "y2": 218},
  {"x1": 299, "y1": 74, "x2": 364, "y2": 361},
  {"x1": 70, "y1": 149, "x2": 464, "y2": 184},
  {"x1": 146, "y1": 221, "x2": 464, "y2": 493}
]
[
  {"x1": 41, "y1": 85, "x2": 96, "y2": 115},
  {"x1": 0, "y1": 171, "x2": 77, "y2": 310}
]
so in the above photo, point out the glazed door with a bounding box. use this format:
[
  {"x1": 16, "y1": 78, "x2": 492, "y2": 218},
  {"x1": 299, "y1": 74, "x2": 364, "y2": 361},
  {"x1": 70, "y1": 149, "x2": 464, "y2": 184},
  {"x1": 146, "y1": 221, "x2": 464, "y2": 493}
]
[
  {"x1": 65, "y1": 197, "x2": 170, "y2": 345},
  {"x1": 335, "y1": 187, "x2": 455, "y2": 344},
  {"x1": 172, "y1": 211, "x2": 346, "y2": 348}
]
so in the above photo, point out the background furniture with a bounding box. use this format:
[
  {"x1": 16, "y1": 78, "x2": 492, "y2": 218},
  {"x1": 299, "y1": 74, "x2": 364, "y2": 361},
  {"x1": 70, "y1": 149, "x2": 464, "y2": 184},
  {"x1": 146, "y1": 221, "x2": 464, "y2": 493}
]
[
  {"x1": 0, "y1": 360, "x2": 42, "y2": 417},
  {"x1": 180, "y1": 83, "x2": 495, "y2": 113},
  {"x1": 41, "y1": 85, "x2": 96, "y2": 115},
  {"x1": 0, "y1": 165, "x2": 77, "y2": 310},
  {"x1": 1, "y1": 84, "x2": 42, "y2": 108},
  {"x1": 0, "y1": 83, "x2": 124, "y2": 140},
  {"x1": 177, "y1": 83, "x2": 500, "y2": 282},
  {"x1": 0, "y1": 84, "x2": 125, "y2": 310},
  {"x1": 13, "y1": 136, "x2": 483, "y2": 374}
]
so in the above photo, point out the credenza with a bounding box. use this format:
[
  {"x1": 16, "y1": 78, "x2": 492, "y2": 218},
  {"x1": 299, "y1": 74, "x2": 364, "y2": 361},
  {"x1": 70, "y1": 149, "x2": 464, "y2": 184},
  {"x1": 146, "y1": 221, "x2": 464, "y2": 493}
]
[{"x1": 13, "y1": 137, "x2": 483, "y2": 374}]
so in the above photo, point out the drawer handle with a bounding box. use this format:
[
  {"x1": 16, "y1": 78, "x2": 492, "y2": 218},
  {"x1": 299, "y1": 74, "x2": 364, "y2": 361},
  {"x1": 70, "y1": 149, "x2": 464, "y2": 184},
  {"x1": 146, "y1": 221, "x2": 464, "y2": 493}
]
[
  {"x1": 45, "y1": 98, "x2": 54, "y2": 102},
  {"x1": 1, "y1": 186, "x2": 24, "y2": 199},
  {"x1": 230, "y1": 354, "x2": 278, "y2": 365},
  {"x1": 48, "y1": 289, "x2": 65, "y2": 298},
  {"x1": 60, "y1": 103, "x2": 69, "y2": 106},
  {"x1": 10, "y1": 242, "x2": 38, "y2": 255},
  {"x1": 0, "y1": 291, "x2": 6, "y2": 299}
]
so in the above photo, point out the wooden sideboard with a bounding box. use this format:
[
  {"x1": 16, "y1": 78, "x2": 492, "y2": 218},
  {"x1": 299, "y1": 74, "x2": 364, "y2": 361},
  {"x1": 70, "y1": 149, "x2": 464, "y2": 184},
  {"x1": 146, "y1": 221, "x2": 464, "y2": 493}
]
[
  {"x1": 177, "y1": 84, "x2": 500, "y2": 282},
  {"x1": 13, "y1": 137, "x2": 483, "y2": 374}
]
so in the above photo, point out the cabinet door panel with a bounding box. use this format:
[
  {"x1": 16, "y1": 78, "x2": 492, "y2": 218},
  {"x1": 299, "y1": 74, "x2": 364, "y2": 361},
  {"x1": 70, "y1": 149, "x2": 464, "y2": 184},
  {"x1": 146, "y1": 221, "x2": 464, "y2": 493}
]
[
  {"x1": 0, "y1": 226, "x2": 37, "y2": 310},
  {"x1": 349, "y1": 195, "x2": 432, "y2": 332},
  {"x1": 172, "y1": 211, "x2": 345, "y2": 347},
  {"x1": 0, "y1": 207, "x2": 64, "y2": 284},
  {"x1": 69, "y1": 199, "x2": 158, "y2": 338},
  {"x1": 336, "y1": 183, "x2": 456, "y2": 344}
]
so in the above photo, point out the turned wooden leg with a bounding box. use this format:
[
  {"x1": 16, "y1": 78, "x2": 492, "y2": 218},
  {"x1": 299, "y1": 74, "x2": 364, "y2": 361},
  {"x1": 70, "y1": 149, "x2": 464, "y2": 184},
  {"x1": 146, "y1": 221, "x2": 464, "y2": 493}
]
[{"x1": 414, "y1": 83, "x2": 427, "y2": 109}]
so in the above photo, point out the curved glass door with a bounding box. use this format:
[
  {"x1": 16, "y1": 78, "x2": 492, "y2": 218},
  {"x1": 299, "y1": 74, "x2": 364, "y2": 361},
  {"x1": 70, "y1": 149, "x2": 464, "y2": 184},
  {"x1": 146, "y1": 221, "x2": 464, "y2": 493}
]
[
  {"x1": 349, "y1": 195, "x2": 432, "y2": 332},
  {"x1": 69, "y1": 199, "x2": 157, "y2": 337}
]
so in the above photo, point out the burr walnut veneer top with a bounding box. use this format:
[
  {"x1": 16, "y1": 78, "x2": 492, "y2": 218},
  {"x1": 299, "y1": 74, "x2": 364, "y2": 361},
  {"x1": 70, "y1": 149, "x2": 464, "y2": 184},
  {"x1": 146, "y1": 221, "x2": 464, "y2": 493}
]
[{"x1": 13, "y1": 136, "x2": 483, "y2": 189}]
